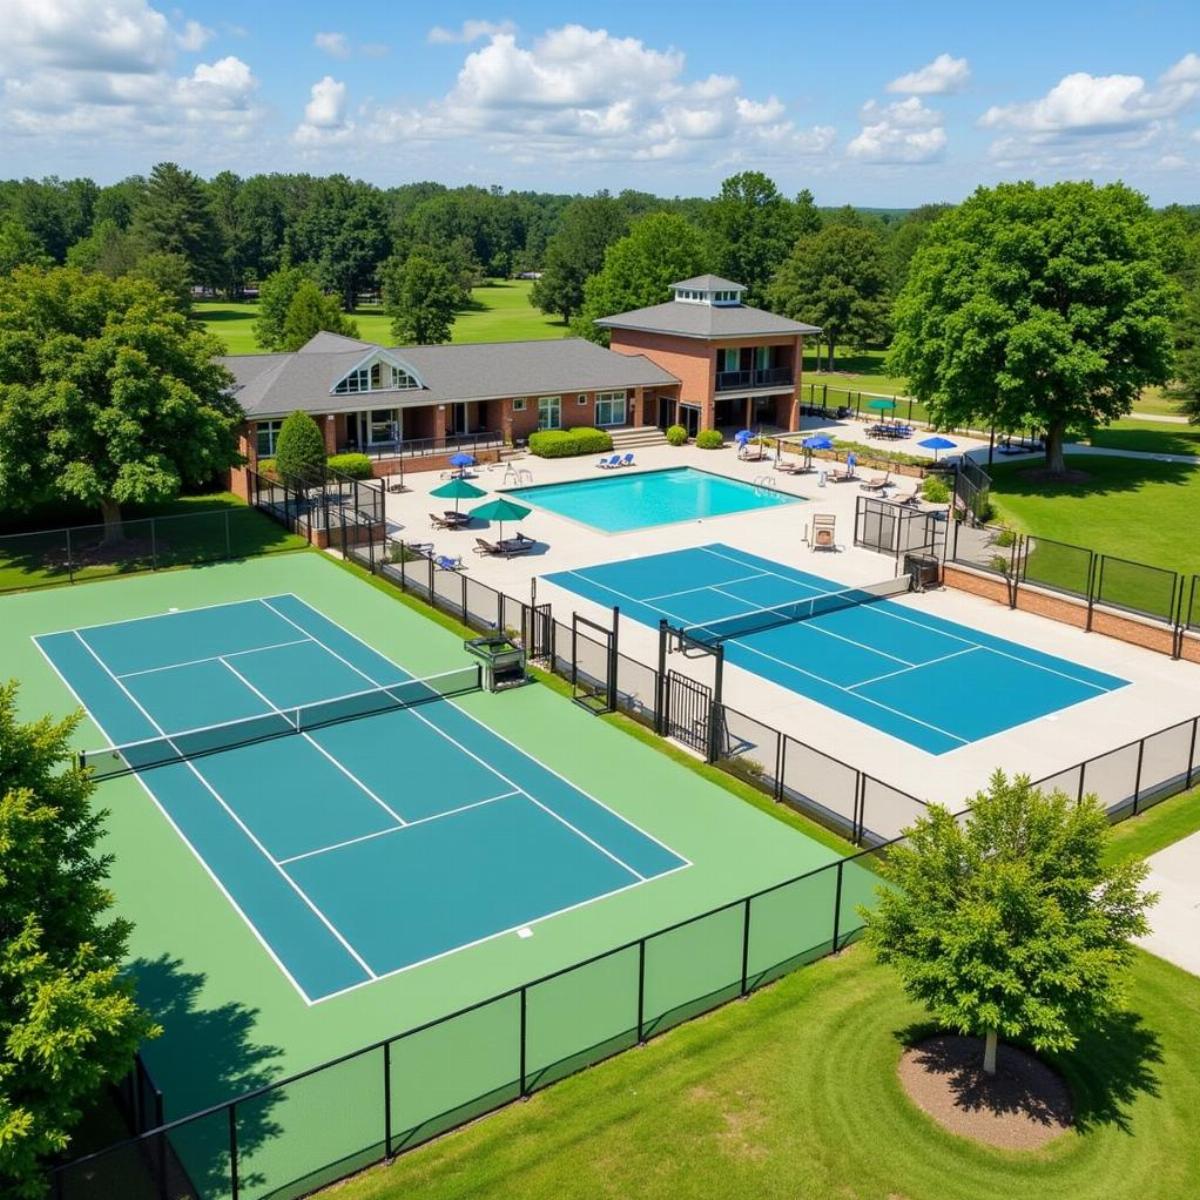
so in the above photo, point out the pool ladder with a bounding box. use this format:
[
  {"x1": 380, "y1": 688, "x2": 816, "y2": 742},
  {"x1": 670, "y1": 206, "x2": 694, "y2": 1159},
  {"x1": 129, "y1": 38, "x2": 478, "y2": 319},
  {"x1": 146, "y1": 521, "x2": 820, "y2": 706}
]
[{"x1": 753, "y1": 474, "x2": 778, "y2": 492}]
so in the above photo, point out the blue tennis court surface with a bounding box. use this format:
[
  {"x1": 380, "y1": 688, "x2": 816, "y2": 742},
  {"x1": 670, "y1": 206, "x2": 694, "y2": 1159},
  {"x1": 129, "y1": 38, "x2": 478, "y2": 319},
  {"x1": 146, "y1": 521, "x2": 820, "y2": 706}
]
[
  {"x1": 546, "y1": 545, "x2": 1128, "y2": 755},
  {"x1": 34, "y1": 595, "x2": 687, "y2": 1003}
]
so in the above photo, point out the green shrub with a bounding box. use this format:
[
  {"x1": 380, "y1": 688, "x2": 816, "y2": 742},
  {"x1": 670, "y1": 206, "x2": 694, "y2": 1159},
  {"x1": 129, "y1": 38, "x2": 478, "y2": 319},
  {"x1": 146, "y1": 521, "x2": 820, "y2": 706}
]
[
  {"x1": 695, "y1": 429, "x2": 724, "y2": 450},
  {"x1": 274, "y1": 411, "x2": 327, "y2": 488},
  {"x1": 665, "y1": 424, "x2": 688, "y2": 447},
  {"x1": 256, "y1": 457, "x2": 276, "y2": 479},
  {"x1": 921, "y1": 476, "x2": 951, "y2": 503},
  {"x1": 326, "y1": 452, "x2": 373, "y2": 479},
  {"x1": 528, "y1": 428, "x2": 613, "y2": 458},
  {"x1": 993, "y1": 528, "x2": 1017, "y2": 547}
]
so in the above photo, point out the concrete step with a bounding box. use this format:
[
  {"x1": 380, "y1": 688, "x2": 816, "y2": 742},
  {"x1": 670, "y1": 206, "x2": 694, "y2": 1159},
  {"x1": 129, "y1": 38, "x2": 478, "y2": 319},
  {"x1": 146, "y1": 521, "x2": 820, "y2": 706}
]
[{"x1": 609, "y1": 425, "x2": 669, "y2": 450}]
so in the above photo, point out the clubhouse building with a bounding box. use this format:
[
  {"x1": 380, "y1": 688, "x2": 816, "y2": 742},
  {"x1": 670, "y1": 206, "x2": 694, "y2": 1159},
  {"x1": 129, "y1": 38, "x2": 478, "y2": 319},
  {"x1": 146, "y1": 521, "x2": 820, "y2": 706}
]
[{"x1": 222, "y1": 275, "x2": 819, "y2": 495}]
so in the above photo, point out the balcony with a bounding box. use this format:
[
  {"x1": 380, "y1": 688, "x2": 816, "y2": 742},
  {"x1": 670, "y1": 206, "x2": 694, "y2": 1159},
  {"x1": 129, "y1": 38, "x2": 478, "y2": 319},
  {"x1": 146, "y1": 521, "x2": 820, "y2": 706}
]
[
  {"x1": 714, "y1": 366, "x2": 794, "y2": 392},
  {"x1": 338, "y1": 430, "x2": 505, "y2": 461}
]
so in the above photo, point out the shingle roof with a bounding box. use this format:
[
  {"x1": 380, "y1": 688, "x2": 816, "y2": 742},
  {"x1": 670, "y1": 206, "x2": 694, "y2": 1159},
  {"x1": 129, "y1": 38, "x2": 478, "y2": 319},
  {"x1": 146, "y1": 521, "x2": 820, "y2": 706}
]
[
  {"x1": 595, "y1": 301, "x2": 821, "y2": 340},
  {"x1": 671, "y1": 274, "x2": 745, "y2": 292},
  {"x1": 218, "y1": 336, "x2": 679, "y2": 419}
]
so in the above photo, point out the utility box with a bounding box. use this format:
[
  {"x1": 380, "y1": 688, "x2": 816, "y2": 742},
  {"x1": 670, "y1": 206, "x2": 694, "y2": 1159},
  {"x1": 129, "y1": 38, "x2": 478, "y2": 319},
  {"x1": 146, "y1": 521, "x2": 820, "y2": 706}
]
[
  {"x1": 463, "y1": 633, "x2": 528, "y2": 692},
  {"x1": 903, "y1": 552, "x2": 941, "y2": 592}
]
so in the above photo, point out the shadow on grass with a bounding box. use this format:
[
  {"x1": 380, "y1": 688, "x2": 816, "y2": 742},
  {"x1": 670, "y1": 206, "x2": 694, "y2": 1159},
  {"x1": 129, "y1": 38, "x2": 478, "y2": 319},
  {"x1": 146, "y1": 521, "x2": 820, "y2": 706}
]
[
  {"x1": 990, "y1": 454, "x2": 1199, "y2": 500},
  {"x1": 894, "y1": 1009, "x2": 1162, "y2": 1136},
  {"x1": 132, "y1": 954, "x2": 284, "y2": 1197}
]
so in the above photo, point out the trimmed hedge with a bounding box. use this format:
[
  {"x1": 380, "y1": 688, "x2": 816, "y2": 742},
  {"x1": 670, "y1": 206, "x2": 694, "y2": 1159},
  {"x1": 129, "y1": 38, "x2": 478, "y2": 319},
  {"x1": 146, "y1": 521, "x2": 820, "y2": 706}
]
[
  {"x1": 696, "y1": 429, "x2": 724, "y2": 450},
  {"x1": 327, "y1": 452, "x2": 373, "y2": 479},
  {"x1": 921, "y1": 475, "x2": 951, "y2": 503},
  {"x1": 528, "y1": 428, "x2": 613, "y2": 458},
  {"x1": 665, "y1": 424, "x2": 688, "y2": 446}
]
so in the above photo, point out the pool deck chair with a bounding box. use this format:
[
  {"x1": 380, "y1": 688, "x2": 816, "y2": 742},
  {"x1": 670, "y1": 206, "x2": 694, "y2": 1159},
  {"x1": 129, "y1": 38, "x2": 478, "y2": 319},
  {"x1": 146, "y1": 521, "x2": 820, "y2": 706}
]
[
  {"x1": 830, "y1": 458, "x2": 858, "y2": 483},
  {"x1": 619, "y1": 452, "x2": 635, "y2": 467},
  {"x1": 434, "y1": 554, "x2": 464, "y2": 571},
  {"x1": 807, "y1": 512, "x2": 838, "y2": 552},
  {"x1": 859, "y1": 470, "x2": 892, "y2": 493},
  {"x1": 429, "y1": 512, "x2": 453, "y2": 530},
  {"x1": 896, "y1": 481, "x2": 923, "y2": 508},
  {"x1": 596, "y1": 454, "x2": 622, "y2": 469}
]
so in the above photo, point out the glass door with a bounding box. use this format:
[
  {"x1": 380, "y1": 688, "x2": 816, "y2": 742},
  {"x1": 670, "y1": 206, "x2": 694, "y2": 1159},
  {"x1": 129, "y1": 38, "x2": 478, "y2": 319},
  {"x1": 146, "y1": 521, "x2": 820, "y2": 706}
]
[{"x1": 537, "y1": 396, "x2": 561, "y2": 430}]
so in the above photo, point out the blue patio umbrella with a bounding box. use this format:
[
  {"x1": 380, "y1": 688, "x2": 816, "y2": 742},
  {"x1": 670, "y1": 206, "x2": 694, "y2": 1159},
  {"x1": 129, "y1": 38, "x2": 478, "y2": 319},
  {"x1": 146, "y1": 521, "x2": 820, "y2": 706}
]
[
  {"x1": 918, "y1": 435, "x2": 958, "y2": 463},
  {"x1": 449, "y1": 451, "x2": 477, "y2": 476},
  {"x1": 469, "y1": 496, "x2": 532, "y2": 542},
  {"x1": 734, "y1": 429, "x2": 753, "y2": 442},
  {"x1": 802, "y1": 434, "x2": 834, "y2": 450}
]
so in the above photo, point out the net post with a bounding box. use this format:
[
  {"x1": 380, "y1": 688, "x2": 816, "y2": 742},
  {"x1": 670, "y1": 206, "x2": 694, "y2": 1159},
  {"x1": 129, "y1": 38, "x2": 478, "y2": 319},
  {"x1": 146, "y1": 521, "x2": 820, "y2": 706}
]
[{"x1": 655, "y1": 620, "x2": 668, "y2": 736}]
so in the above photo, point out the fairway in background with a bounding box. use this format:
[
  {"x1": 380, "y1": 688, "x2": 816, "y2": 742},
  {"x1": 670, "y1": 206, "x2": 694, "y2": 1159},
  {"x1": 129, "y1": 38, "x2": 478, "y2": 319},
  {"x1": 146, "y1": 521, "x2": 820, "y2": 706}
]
[{"x1": 196, "y1": 279, "x2": 567, "y2": 354}]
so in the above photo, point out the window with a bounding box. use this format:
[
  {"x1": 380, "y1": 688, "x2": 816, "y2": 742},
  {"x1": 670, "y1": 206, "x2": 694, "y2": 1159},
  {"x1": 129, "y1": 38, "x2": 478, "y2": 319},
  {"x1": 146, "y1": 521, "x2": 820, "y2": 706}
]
[
  {"x1": 256, "y1": 419, "x2": 283, "y2": 457},
  {"x1": 595, "y1": 391, "x2": 627, "y2": 427},
  {"x1": 755, "y1": 346, "x2": 771, "y2": 370},
  {"x1": 333, "y1": 366, "x2": 371, "y2": 395},
  {"x1": 390, "y1": 366, "x2": 418, "y2": 389},
  {"x1": 513, "y1": 397, "x2": 526, "y2": 411},
  {"x1": 722, "y1": 348, "x2": 739, "y2": 373},
  {"x1": 577, "y1": 394, "x2": 588, "y2": 406},
  {"x1": 368, "y1": 408, "x2": 398, "y2": 445},
  {"x1": 334, "y1": 359, "x2": 420, "y2": 394},
  {"x1": 537, "y1": 396, "x2": 561, "y2": 430}
]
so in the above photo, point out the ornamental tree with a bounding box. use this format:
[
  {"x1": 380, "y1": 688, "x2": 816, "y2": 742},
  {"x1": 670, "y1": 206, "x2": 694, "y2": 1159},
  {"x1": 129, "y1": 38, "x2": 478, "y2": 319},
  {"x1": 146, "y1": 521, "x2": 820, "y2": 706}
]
[
  {"x1": 863, "y1": 772, "x2": 1153, "y2": 1076},
  {"x1": 273, "y1": 410, "x2": 327, "y2": 489},
  {"x1": 889, "y1": 181, "x2": 1177, "y2": 474},
  {"x1": 0, "y1": 267, "x2": 243, "y2": 543},
  {"x1": 0, "y1": 681, "x2": 158, "y2": 1197}
]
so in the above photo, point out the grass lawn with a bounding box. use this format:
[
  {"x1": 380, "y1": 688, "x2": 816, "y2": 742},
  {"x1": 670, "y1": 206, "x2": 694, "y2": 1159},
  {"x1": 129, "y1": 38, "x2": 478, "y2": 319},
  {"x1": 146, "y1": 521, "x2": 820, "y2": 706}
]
[
  {"x1": 196, "y1": 279, "x2": 566, "y2": 354},
  {"x1": 989, "y1": 454, "x2": 1200, "y2": 583},
  {"x1": 0, "y1": 492, "x2": 306, "y2": 593},
  {"x1": 1085, "y1": 418, "x2": 1200, "y2": 457},
  {"x1": 1132, "y1": 385, "x2": 1189, "y2": 417}
]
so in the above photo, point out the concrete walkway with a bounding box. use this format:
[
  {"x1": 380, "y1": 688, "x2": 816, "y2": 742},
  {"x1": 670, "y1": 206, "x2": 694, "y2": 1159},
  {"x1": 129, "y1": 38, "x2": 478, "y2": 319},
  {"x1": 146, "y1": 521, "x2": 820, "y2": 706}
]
[
  {"x1": 1130, "y1": 411, "x2": 1189, "y2": 424},
  {"x1": 965, "y1": 442, "x2": 1200, "y2": 467},
  {"x1": 1136, "y1": 830, "x2": 1200, "y2": 976}
]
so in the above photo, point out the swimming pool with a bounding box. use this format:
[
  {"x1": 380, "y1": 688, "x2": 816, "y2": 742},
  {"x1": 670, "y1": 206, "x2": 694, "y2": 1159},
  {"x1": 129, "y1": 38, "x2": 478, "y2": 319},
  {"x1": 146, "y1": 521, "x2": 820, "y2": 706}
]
[{"x1": 506, "y1": 467, "x2": 802, "y2": 533}]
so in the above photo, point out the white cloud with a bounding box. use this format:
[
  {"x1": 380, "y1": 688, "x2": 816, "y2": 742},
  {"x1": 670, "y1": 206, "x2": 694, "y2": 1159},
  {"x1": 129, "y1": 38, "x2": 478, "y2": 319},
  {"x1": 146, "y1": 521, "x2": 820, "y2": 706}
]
[
  {"x1": 294, "y1": 75, "x2": 352, "y2": 143},
  {"x1": 427, "y1": 20, "x2": 516, "y2": 46},
  {"x1": 1157, "y1": 154, "x2": 1188, "y2": 169},
  {"x1": 0, "y1": 2, "x2": 262, "y2": 143},
  {"x1": 887, "y1": 53, "x2": 970, "y2": 95},
  {"x1": 176, "y1": 19, "x2": 213, "y2": 52},
  {"x1": 847, "y1": 97, "x2": 946, "y2": 163},
  {"x1": 346, "y1": 24, "x2": 833, "y2": 167},
  {"x1": 314, "y1": 32, "x2": 351, "y2": 60},
  {"x1": 981, "y1": 53, "x2": 1200, "y2": 137}
]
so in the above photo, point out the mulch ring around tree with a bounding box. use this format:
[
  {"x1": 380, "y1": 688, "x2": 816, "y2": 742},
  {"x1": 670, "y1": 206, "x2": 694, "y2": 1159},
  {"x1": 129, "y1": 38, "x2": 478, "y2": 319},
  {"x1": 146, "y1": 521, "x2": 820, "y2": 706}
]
[{"x1": 897, "y1": 1035, "x2": 1073, "y2": 1150}]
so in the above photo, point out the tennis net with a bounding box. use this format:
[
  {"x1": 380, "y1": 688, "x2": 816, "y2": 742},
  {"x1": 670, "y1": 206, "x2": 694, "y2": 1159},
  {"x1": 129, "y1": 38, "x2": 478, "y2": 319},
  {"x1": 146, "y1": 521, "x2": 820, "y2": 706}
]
[
  {"x1": 78, "y1": 664, "x2": 482, "y2": 781},
  {"x1": 681, "y1": 576, "x2": 912, "y2": 646}
]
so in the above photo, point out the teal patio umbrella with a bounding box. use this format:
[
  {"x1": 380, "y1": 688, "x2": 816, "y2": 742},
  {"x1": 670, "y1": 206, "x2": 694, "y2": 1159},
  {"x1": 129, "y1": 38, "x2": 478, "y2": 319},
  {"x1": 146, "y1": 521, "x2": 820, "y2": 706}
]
[
  {"x1": 866, "y1": 398, "x2": 896, "y2": 413},
  {"x1": 431, "y1": 476, "x2": 486, "y2": 516},
  {"x1": 469, "y1": 496, "x2": 532, "y2": 542}
]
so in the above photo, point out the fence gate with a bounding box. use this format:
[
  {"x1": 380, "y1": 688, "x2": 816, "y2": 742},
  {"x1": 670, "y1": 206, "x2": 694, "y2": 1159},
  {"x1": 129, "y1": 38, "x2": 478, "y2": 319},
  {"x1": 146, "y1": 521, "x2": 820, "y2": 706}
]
[
  {"x1": 522, "y1": 601, "x2": 553, "y2": 660},
  {"x1": 663, "y1": 669, "x2": 712, "y2": 755},
  {"x1": 571, "y1": 609, "x2": 618, "y2": 714}
]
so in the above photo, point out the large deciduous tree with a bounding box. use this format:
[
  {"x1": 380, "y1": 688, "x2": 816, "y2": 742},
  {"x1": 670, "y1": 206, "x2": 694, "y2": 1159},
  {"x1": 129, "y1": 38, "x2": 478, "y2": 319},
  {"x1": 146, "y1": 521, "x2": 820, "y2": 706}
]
[
  {"x1": 0, "y1": 221, "x2": 51, "y2": 275},
  {"x1": 530, "y1": 194, "x2": 629, "y2": 323},
  {"x1": 703, "y1": 172, "x2": 799, "y2": 305},
  {"x1": 0, "y1": 267, "x2": 243, "y2": 542},
  {"x1": 768, "y1": 224, "x2": 890, "y2": 369},
  {"x1": 280, "y1": 280, "x2": 360, "y2": 351},
  {"x1": 382, "y1": 254, "x2": 459, "y2": 345},
  {"x1": 0, "y1": 680, "x2": 158, "y2": 1197},
  {"x1": 863, "y1": 772, "x2": 1153, "y2": 1077},
  {"x1": 573, "y1": 213, "x2": 707, "y2": 344},
  {"x1": 889, "y1": 181, "x2": 1177, "y2": 474}
]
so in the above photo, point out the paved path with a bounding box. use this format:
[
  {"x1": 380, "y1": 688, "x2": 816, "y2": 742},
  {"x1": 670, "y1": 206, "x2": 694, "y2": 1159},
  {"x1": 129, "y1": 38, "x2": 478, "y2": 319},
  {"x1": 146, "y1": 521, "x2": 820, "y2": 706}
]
[
  {"x1": 965, "y1": 442, "x2": 1200, "y2": 467},
  {"x1": 1135, "y1": 830, "x2": 1200, "y2": 976},
  {"x1": 1130, "y1": 411, "x2": 1189, "y2": 424}
]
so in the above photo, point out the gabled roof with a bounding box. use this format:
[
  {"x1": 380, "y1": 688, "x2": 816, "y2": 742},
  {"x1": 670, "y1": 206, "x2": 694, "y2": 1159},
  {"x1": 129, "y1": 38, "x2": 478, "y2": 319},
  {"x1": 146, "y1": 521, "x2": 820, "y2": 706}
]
[
  {"x1": 218, "y1": 334, "x2": 679, "y2": 419},
  {"x1": 671, "y1": 274, "x2": 745, "y2": 292},
  {"x1": 596, "y1": 301, "x2": 821, "y2": 340}
]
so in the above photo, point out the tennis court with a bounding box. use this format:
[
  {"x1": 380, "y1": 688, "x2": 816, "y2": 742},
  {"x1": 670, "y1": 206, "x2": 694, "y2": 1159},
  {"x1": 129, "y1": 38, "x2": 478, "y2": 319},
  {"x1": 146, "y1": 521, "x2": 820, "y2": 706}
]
[
  {"x1": 34, "y1": 593, "x2": 688, "y2": 1004},
  {"x1": 547, "y1": 544, "x2": 1129, "y2": 755}
]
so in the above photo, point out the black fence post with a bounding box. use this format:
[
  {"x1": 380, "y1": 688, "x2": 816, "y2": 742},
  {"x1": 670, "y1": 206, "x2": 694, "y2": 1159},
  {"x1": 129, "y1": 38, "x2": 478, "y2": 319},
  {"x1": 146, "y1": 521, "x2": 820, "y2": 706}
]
[
  {"x1": 636, "y1": 938, "x2": 647, "y2": 1043},
  {"x1": 383, "y1": 1041, "x2": 393, "y2": 1161},
  {"x1": 228, "y1": 1102, "x2": 239, "y2": 1200},
  {"x1": 774, "y1": 735, "x2": 785, "y2": 802},
  {"x1": 150, "y1": 517, "x2": 158, "y2": 570},
  {"x1": 1189, "y1": 717, "x2": 1199, "y2": 789},
  {"x1": 739, "y1": 897, "x2": 752, "y2": 996},
  {"x1": 831, "y1": 860, "x2": 845, "y2": 952},
  {"x1": 655, "y1": 620, "x2": 668, "y2": 735},
  {"x1": 224, "y1": 508, "x2": 233, "y2": 559},
  {"x1": 461, "y1": 572, "x2": 468, "y2": 624},
  {"x1": 518, "y1": 986, "x2": 528, "y2": 1098},
  {"x1": 1132, "y1": 738, "x2": 1146, "y2": 816},
  {"x1": 65, "y1": 527, "x2": 74, "y2": 584}
]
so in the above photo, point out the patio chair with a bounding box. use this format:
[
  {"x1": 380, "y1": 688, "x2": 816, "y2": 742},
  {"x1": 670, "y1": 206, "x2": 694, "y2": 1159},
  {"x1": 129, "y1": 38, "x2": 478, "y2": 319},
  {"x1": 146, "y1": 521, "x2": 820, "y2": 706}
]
[
  {"x1": 434, "y1": 554, "x2": 464, "y2": 571},
  {"x1": 596, "y1": 454, "x2": 621, "y2": 469},
  {"x1": 429, "y1": 512, "x2": 452, "y2": 530},
  {"x1": 895, "y1": 480, "x2": 924, "y2": 508},
  {"x1": 496, "y1": 535, "x2": 536, "y2": 556},
  {"x1": 829, "y1": 460, "x2": 858, "y2": 483},
  {"x1": 618, "y1": 452, "x2": 635, "y2": 467},
  {"x1": 859, "y1": 470, "x2": 892, "y2": 493},
  {"x1": 473, "y1": 537, "x2": 503, "y2": 556},
  {"x1": 807, "y1": 513, "x2": 838, "y2": 552}
]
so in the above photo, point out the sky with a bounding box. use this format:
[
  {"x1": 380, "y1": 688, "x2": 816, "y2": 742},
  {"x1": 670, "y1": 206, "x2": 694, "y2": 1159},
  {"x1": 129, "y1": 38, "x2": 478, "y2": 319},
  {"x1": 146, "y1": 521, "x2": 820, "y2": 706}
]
[{"x1": 0, "y1": 0, "x2": 1197, "y2": 206}]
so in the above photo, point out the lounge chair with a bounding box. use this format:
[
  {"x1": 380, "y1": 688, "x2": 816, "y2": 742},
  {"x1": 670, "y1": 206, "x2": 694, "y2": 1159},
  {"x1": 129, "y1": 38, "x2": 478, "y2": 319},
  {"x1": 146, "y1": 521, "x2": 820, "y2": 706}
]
[
  {"x1": 596, "y1": 454, "x2": 621, "y2": 469},
  {"x1": 895, "y1": 481, "x2": 924, "y2": 508},
  {"x1": 497, "y1": 535, "x2": 536, "y2": 556},
  {"x1": 618, "y1": 452, "x2": 635, "y2": 467},
  {"x1": 473, "y1": 537, "x2": 503, "y2": 556},
  {"x1": 859, "y1": 470, "x2": 892, "y2": 493},
  {"x1": 429, "y1": 512, "x2": 452, "y2": 530},
  {"x1": 829, "y1": 462, "x2": 858, "y2": 483},
  {"x1": 434, "y1": 554, "x2": 463, "y2": 571}
]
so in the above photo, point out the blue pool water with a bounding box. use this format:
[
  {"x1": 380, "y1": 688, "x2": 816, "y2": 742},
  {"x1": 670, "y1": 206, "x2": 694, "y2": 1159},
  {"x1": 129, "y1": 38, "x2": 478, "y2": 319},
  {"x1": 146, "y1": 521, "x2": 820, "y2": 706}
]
[{"x1": 506, "y1": 467, "x2": 802, "y2": 533}]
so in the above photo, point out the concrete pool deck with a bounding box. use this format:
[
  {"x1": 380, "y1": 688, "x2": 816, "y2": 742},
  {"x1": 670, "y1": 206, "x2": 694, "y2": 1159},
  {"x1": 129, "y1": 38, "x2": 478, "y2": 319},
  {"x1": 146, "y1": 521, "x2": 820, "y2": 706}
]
[{"x1": 378, "y1": 437, "x2": 1200, "y2": 822}]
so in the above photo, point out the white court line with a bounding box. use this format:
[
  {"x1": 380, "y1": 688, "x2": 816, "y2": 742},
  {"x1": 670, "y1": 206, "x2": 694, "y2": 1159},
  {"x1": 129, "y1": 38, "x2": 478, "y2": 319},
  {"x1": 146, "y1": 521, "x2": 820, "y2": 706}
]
[
  {"x1": 269, "y1": 593, "x2": 692, "y2": 864},
  {"x1": 216, "y1": 656, "x2": 410, "y2": 828},
  {"x1": 31, "y1": 635, "x2": 321, "y2": 1006},
  {"x1": 848, "y1": 646, "x2": 980, "y2": 691},
  {"x1": 557, "y1": 570, "x2": 969, "y2": 747},
  {"x1": 259, "y1": 597, "x2": 649, "y2": 884},
  {"x1": 277, "y1": 790, "x2": 522, "y2": 866},
  {"x1": 642, "y1": 571, "x2": 771, "y2": 602},
  {"x1": 117, "y1": 638, "x2": 311, "y2": 679},
  {"x1": 71, "y1": 629, "x2": 379, "y2": 983},
  {"x1": 36, "y1": 595, "x2": 276, "y2": 640}
]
